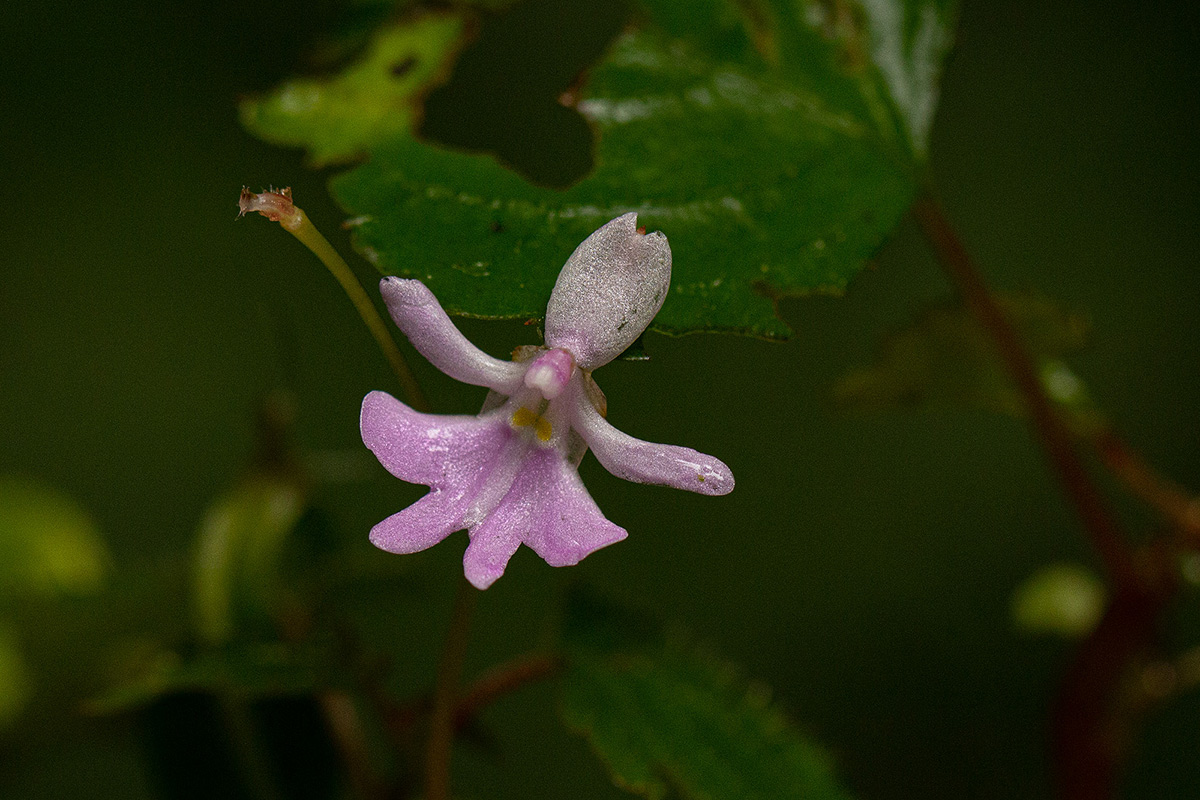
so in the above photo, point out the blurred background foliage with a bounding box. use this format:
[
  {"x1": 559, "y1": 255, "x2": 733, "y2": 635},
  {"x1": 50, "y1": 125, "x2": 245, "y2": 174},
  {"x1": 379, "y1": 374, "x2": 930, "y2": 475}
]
[{"x1": 2, "y1": 0, "x2": 1199, "y2": 798}]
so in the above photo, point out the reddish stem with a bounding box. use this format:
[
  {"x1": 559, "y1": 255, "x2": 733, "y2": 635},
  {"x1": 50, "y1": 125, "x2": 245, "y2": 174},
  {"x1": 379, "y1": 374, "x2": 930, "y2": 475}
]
[
  {"x1": 454, "y1": 654, "x2": 564, "y2": 726},
  {"x1": 424, "y1": 575, "x2": 477, "y2": 800},
  {"x1": 1091, "y1": 429, "x2": 1200, "y2": 544},
  {"x1": 911, "y1": 193, "x2": 1159, "y2": 799},
  {"x1": 912, "y1": 195, "x2": 1135, "y2": 589},
  {"x1": 1051, "y1": 580, "x2": 1171, "y2": 800},
  {"x1": 318, "y1": 690, "x2": 387, "y2": 800}
]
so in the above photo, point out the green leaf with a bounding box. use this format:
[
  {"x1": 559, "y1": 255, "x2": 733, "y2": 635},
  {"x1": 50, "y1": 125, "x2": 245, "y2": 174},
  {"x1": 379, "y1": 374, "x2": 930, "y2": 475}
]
[
  {"x1": 239, "y1": 12, "x2": 467, "y2": 166},
  {"x1": 248, "y1": 0, "x2": 958, "y2": 336},
  {"x1": 0, "y1": 476, "x2": 110, "y2": 600},
  {"x1": 1011, "y1": 563, "x2": 1106, "y2": 638},
  {"x1": 0, "y1": 624, "x2": 31, "y2": 730},
  {"x1": 88, "y1": 641, "x2": 320, "y2": 715},
  {"x1": 832, "y1": 292, "x2": 1090, "y2": 415},
  {"x1": 192, "y1": 475, "x2": 307, "y2": 646},
  {"x1": 560, "y1": 589, "x2": 854, "y2": 800}
]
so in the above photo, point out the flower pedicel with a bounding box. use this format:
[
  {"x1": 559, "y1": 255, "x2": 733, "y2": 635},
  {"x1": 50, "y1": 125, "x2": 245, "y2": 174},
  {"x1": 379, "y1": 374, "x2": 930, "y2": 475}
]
[{"x1": 361, "y1": 213, "x2": 733, "y2": 589}]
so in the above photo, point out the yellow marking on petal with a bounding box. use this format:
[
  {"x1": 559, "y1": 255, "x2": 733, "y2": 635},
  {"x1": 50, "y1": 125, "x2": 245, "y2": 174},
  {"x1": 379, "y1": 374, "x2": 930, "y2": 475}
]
[
  {"x1": 512, "y1": 407, "x2": 538, "y2": 428},
  {"x1": 512, "y1": 406, "x2": 552, "y2": 440}
]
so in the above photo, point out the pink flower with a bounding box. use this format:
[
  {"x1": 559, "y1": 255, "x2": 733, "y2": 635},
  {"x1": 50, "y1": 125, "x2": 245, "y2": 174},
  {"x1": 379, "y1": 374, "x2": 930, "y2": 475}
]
[{"x1": 361, "y1": 214, "x2": 734, "y2": 589}]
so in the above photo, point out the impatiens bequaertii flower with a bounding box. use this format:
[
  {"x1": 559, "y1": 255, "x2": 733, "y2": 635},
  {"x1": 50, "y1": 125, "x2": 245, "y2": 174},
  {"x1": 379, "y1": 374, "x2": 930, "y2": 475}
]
[{"x1": 361, "y1": 213, "x2": 733, "y2": 589}]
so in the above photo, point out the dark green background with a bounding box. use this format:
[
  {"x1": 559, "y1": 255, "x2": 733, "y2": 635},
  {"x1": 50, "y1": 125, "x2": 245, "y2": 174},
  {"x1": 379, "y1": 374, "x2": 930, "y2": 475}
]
[{"x1": 2, "y1": 1, "x2": 1198, "y2": 798}]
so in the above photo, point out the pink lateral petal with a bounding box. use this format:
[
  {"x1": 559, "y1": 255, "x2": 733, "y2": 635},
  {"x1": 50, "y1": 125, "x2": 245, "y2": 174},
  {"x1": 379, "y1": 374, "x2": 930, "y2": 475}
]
[
  {"x1": 369, "y1": 490, "x2": 463, "y2": 554},
  {"x1": 361, "y1": 391, "x2": 511, "y2": 490}
]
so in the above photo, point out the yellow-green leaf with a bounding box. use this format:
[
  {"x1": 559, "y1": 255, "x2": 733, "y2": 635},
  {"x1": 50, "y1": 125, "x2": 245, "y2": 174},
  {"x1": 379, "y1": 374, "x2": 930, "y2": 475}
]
[
  {"x1": 88, "y1": 641, "x2": 319, "y2": 715},
  {"x1": 192, "y1": 475, "x2": 307, "y2": 646},
  {"x1": 240, "y1": 12, "x2": 466, "y2": 166},
  {"x1": 0, "y1": 476, "x2": 109, "y2": 599},
  {"x1": 1011, "y1": 563, "x2": 1106, "y2": 638}
]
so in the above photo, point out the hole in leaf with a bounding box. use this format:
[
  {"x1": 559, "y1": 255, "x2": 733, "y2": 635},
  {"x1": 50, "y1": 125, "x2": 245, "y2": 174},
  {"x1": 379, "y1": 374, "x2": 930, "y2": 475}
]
[{"x1": 420, "y1": 0, "x2": 631, "y2": 188}]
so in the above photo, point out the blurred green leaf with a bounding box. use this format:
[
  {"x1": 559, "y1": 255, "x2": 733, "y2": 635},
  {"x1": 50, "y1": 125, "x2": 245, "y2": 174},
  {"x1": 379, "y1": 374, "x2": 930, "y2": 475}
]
[
  {"x1": 0, "y1": 624, "x2": 31, "y2": 730},
  {"x1": 560, "y1": 589, "x2": 853, "y2": 800},
  {"x1": 1011, "y1": 563, "x2": 1106, "y2": 638},
  {"x1": 88, "y1": 641, "x2": 320, "y2": 715},
  {"x1": 248, "y1": 0, "x2": 957, "y2": 337},
  {"x1": 832, "y1": 292, "x2": 1089, "y2": 415},
  {"x1": 240, "y1": 12, "x2": 467, "y2": 166},
  {"x1": 192, "y1": 475, "x2": 307, "y2": 646},
  {"x1": 0, "y1": 476, "x2": 110, "y2": 599}
]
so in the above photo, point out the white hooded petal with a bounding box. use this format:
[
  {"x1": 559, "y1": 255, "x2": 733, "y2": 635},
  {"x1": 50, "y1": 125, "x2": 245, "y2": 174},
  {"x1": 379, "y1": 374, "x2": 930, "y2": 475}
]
[{"x1": 544, "y1": 213, "x2": 671, "y2": 370}]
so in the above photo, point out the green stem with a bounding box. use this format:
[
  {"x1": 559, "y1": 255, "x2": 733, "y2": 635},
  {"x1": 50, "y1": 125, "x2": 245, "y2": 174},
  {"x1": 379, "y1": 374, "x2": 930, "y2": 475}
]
[
  {"x1": 425, "y1": 574, "x2": 478, "y2": 800},
  {"x1": 239, "y1": 187, "x2": 430, "y2": 412}
]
